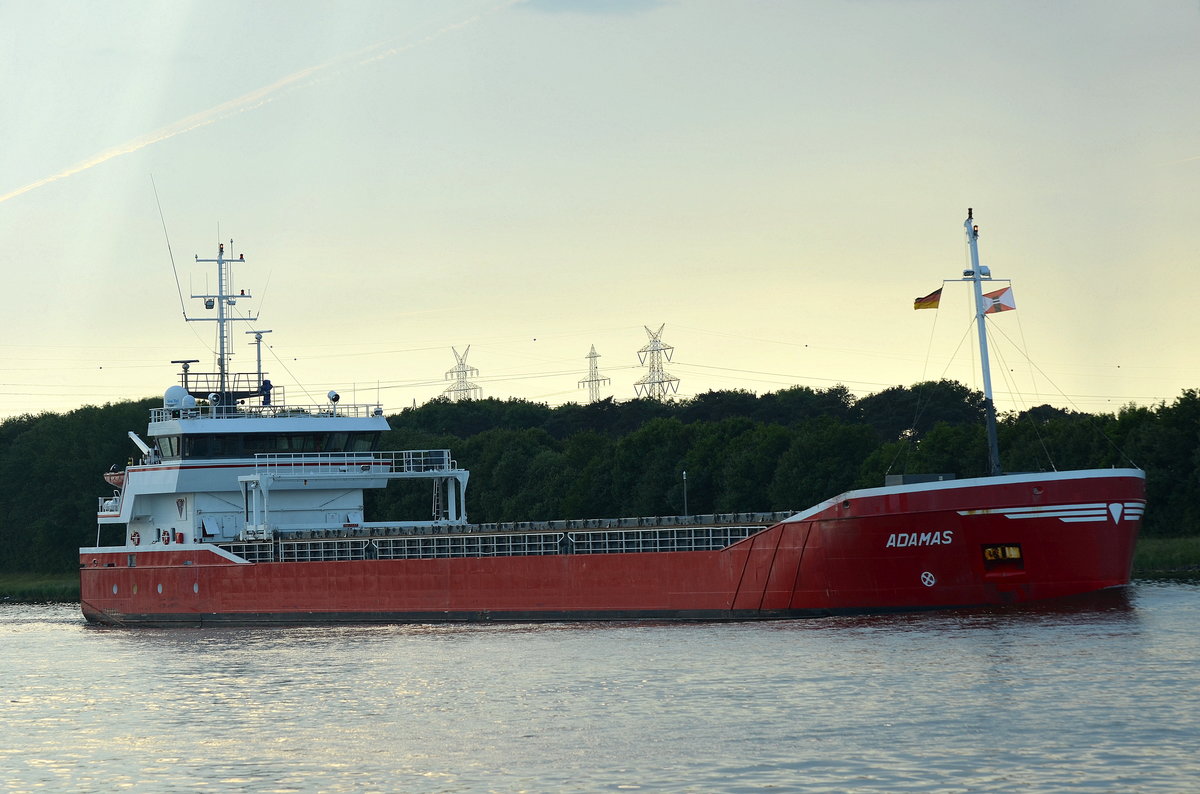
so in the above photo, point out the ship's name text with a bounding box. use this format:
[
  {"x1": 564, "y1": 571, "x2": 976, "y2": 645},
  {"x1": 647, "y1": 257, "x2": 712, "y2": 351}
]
[{"x1": 886, "y1": 531, "x2": 953, "y2": 548}]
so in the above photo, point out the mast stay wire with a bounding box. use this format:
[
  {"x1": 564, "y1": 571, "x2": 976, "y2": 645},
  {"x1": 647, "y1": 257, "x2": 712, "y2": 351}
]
[
  {"x1": 151, "y1": 175, "x2": 187, "y2": 318},
  {"x1": 987, "y1": 325, "x2": 1057, "y2": 470},
  {"x1": 993, "y1": 300, "x2": 1058, "y2": 470},
  {"x1": 886, "y1": 289, "x2": 947, "y2": 476},
  {"x1": 986, "y1": 320, "x2": 1139, "y2": 468},
  {"x1": 151, "y1": 175, "x2": 216, "y2": 359},
  {"x1": 884, "y1": 312, "x2": 976, "y2": 477}
]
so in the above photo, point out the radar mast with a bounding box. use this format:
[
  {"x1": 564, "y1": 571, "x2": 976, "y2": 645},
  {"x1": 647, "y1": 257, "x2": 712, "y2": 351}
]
[{"x1": 189, "y1": 241, "x2": 259, "y2": 406}]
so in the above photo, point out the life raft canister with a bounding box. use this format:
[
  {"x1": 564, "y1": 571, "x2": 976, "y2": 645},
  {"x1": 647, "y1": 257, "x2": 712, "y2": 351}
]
[
  {"x1": 131, "y1": 531, "x2": 140, "y2": 546},
  {"x1": 162, "y1": 529, "x2": 171, "y2": 545}
]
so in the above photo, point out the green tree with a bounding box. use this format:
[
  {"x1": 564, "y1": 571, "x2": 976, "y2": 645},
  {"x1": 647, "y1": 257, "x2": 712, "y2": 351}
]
[
  {"x1": 857, "y1": 380, "x2": 986, "y2": 442},
  {"x1": 610, "y1": 418, "x2": 693, "y2": 516},
  {"x1": 770, "y1": 418, "x2": 879, "y2": 508}
]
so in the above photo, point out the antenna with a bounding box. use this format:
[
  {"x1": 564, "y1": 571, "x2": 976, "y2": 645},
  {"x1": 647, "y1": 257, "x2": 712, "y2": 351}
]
[
  {"x1": 171, "y1": 359, "x2": 199, "y2": 393},
  {"x1": 443, "y1": 345, "x2": 482, "y2": 401},
  {"x1": 245, "y1": 329, "x2": 273, "y2": 385},
  {"x1": 151, "y1": 176, "x2": 187, "y2": 317},
  {"x1": 578, "y1": 344, "x2": 611, "y2": 403},
  {"x1": 633, "y1": 324, "x2": 680, "y2": 400},
  {"x1": 191, "y1": 240, "x2": 256, "y2": 403}
]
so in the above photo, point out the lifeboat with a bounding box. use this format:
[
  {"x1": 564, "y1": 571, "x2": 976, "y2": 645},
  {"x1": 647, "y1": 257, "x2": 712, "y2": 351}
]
[{"x1": 103, "y1": 468, "x2": 125, "y2": 490}]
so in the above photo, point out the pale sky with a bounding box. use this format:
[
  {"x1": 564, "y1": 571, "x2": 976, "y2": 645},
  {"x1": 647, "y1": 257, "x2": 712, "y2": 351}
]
[{"x1": 2, "y1": 0, "x2": 1198, "y2": 419}]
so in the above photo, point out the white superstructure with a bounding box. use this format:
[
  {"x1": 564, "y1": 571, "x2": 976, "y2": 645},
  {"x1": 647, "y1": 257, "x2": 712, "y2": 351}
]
[{"x1": 97, "y1": 242, "x2": 468, "y2": 550}]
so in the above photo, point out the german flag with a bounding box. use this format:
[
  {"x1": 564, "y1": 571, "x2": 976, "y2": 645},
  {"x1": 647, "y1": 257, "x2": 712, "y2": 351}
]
[{"x1": 914, "y1": 288, "x2": 942, "y2": 310}]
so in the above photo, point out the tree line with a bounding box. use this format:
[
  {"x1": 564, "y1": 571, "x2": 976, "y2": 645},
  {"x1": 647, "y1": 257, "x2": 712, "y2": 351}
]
[{"x1": 2, "y1": 381, "x2": 1196, "y2": 573}]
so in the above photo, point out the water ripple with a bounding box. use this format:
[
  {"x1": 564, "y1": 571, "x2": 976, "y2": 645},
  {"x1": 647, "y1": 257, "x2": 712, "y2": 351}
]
[{"x1": 2, "y1": 581, "x2": 1198, "y2": 792}]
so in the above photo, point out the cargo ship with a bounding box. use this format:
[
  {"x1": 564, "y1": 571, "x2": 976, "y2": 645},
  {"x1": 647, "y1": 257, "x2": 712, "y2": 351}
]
[{"x1": 79, "y1": 213, "x2": 1145, "y2": 626}]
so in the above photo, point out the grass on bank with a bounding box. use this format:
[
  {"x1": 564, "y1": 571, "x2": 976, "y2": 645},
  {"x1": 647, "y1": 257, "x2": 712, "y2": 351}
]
[
  {"x1": 1132, "y1": 536, "x2": 1200, "y2": 576},
  {"x1": 1, "y1": 573, "x2": 79, "y2": 602},
  {"x1": 2, "y1": 538, "x2": 1197, "y2": 604}
]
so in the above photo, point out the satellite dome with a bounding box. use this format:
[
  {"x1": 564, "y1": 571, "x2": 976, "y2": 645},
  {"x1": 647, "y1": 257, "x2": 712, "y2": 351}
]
[
  {"x1": 164, "y1": 385, "x2": 187, "y2": 409},
  {"x1": 181, "y1": 394, "x2": 197, "y2": 409}
]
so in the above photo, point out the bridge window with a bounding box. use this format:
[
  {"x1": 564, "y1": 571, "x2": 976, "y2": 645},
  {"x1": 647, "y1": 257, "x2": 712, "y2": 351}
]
[
  {"x1": 177, "y1": 432, "x2": 381, "y2": 459},
  {"x1": 160, "y1": 436, "x2": 180, "y2": 459}
]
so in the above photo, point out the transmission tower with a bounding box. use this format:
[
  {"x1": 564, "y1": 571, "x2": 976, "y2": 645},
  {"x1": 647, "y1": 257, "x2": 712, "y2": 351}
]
[
  {"x1": 633, "y1": 324, "x2": 680, "y2": 400},
  {"x1": 578, "y1": 344, "x2": 611, "y2": 403},
  {"x1": 443, "y1": 345, "x2": 482, "y2": 401}
]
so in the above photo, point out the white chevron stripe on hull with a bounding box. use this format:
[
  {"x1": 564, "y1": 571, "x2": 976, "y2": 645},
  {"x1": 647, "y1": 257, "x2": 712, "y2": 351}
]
[{"x1": 958, "y1": 501, "x2": 1145, "y2": 523}]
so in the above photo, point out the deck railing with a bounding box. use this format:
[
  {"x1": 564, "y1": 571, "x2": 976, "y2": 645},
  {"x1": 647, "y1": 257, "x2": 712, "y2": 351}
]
[
  {"x1": 150, "y1": 402, "x2": 384, "y2": 423},
  {"x1": 251, "y1": 449, "x2": 458, "y2": 473},
  {"x1": 216, "y1": 522, "x2": 776, "y2": 564}
]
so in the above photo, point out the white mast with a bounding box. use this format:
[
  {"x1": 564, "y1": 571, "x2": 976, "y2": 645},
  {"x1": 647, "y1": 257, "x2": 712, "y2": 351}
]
[
  {"x1": 963, "y1": 209, "x2": 1002, "y2": 476},
  {"x1": 245, "y1": 329, "x2": 273, "y2": 385},
  {"x1": 191, "y1": 241, "x2": 255, "y2": 403}
]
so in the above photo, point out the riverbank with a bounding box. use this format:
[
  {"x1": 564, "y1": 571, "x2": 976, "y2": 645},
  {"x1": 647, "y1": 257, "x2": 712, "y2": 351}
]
[
  {"x1": 1, "y1": 573, "x2": 80, "y2": 603},
  {"x1": 1131, "y1": 535, "x2": 1200, "y2": 577},
  {"x1": 5, "y1": 537, "x2": 1199, "y2": 603}
]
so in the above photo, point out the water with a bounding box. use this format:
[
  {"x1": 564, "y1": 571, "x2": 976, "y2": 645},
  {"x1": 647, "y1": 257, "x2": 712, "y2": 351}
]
[{"x1": 2, "y1": 582, "x2": 1198, "y2": 793}]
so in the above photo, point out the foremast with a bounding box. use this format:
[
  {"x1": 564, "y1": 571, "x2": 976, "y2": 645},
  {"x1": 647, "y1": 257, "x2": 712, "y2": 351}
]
[{"x1": 962, "y1": 209, "x2": 1003, "y2": 476}]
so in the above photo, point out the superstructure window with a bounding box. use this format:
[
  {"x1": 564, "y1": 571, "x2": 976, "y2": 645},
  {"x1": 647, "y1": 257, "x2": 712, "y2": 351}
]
[
  {"x1": 350, "y1": 433, "x2": 379, "y2": 452},
  {"x1": 160, "y1": 436, "x2": 181, "y2": 459},
  {"x1": 177, "y1": 432, "x2": 382, "y2": 459}
]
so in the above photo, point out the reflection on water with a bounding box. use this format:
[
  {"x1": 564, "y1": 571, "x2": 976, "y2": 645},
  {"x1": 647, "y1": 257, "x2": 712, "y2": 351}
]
[{"x1": 2, "y1": 580, "x2": 1198, "y2": 793}]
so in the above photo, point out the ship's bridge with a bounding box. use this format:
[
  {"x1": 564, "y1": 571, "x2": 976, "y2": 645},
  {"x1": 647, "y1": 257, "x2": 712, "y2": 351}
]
[{"x1": 146, "y1": 405, "x2": 390, "y2": 462}]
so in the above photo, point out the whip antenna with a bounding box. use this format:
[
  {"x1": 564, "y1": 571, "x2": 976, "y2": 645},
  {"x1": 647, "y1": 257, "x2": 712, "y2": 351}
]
[{"x1": 151, "y1": 175, "x2": 188, "y2": 317}]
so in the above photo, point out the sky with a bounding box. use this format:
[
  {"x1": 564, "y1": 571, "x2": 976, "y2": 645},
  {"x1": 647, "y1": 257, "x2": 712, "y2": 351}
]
[{"x1": 1, "y1": 0, "x2": 1198, "y2": 420}]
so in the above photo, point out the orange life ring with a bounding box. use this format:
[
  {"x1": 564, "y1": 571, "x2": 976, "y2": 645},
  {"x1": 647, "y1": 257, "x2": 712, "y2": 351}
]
[
  {"x1": 162, "y1": 529, "x2": 171, "y2": 545},
  {"x1": 131, "y1": 531, "x2": 141, "y2": 546}
]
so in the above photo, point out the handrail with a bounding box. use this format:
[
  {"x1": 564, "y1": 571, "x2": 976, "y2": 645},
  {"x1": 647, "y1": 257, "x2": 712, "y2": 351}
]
[
  {"x1": 251, "y1": 449, "x2": 458, "y2": 473},
  {"x1": 150, "y1": 402, "x2": 384, "y2": 422}
]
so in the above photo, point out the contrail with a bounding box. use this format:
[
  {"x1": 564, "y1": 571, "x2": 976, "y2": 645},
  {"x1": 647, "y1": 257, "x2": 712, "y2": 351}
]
[{"x1": 0, "y1": 1, "x2": 521, "y2": 206}]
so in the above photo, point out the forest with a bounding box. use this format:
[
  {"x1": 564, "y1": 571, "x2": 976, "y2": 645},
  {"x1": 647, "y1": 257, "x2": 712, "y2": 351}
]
[{"x1": 2, "y1": 380, "x2": 1197, "y2": 574}]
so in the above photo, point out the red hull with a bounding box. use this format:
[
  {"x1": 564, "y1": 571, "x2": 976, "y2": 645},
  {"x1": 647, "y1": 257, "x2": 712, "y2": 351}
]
[{"x1": 80, "y1": 470, "x2": 1144, "y2": 626}]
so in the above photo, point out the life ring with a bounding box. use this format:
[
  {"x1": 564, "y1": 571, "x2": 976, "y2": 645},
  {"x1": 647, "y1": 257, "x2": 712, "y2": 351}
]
[
  {"x1": 131, "y1": 531, "x2": 141, "y2": 546},
  {"x1": 162, "y1": 529, "x2": 171, "y2": 545}
]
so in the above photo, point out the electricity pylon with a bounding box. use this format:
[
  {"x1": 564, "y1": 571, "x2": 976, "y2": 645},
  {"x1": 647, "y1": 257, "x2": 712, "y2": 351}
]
[
  {"x1": 443, "y1": 345, "x2": 482, "y2": 401},
  {"x1": 633, "y1": 324, "x2": 679, "y2": 400},
  {"x1": 578, "y1": 344, "x2": 611, "y2": 403}
]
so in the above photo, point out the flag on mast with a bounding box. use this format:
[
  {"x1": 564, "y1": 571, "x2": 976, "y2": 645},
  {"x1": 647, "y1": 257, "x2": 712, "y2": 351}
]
[
  {"x1": 914, "y1": 288, "x2": 942, "y2": 310},
  {"x1": 983, "y1": 286, "x2": 1016, "y2": 314}
]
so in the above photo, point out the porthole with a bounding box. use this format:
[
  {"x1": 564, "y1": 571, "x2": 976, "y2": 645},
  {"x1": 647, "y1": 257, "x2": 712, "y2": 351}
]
[
  {"x1": 193, "y1": 583, "x2": 199, "y2": 594},
  {"x1": 133, "y1": 584, "x2": 138, "y2": 595},
  {"x1": 157, "y1": 583, "x2": 163, "y2": 594},
  {"x1": 112, "y1": 584, "x2": 118, "y2": 595}
]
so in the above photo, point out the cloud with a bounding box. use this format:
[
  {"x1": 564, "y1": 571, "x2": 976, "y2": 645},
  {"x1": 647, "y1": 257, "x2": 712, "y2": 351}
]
[{"x1": 0, "y1": 0, "x2": 521, "y2": 206}]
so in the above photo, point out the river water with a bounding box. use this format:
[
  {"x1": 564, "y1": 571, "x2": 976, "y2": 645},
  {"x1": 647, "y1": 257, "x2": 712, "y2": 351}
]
[{"x1": 2, "y1": 581, "x2": 1198, "y2": 793}]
